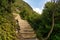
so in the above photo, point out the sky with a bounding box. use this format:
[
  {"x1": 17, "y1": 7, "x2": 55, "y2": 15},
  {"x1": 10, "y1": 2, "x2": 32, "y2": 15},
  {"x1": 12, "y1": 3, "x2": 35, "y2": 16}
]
[{"x1": 23, "y1": 0, "x2": 50, "y2": 14}]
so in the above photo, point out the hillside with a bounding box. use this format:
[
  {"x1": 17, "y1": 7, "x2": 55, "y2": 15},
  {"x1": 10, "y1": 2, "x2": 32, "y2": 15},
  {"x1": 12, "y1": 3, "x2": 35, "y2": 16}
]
[
  {"x1": 0, "y1": 0, "x2": 19, "y2": 40},
  {"x1": 0, "y1": 0, "x2": 39, "y2": 40},
  {"x1": 12, "y1": 0, "x2": 40, "y2": 40},
  {"x1": 0, "y1": 0, "x2": 60, "y2": 40},
  {"x1": 13, "y1": 0, "x2": 60, "y2": 40},
  {"x1": 12, "y1": 0, "x2": 40, "y2": 29}
]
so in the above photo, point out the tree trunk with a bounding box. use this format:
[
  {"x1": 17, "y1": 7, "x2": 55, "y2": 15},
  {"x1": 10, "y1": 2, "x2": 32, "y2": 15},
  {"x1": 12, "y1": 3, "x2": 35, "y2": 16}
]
[{"x1": 44, "y1": 12, "x2": 54, "y2": 40}]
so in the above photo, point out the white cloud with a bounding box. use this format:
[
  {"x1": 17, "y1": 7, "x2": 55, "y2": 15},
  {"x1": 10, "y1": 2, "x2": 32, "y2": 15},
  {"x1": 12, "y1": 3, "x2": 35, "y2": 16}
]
[
  {"x1": 23, "y1": 0, "x2": 51, "y2": 14},
  {"x1": 23, "y1": 0, "x2": 27, "y2": 2},
  {"x1": 33, "y1": 8, "x2": 42, "y2": 14}
]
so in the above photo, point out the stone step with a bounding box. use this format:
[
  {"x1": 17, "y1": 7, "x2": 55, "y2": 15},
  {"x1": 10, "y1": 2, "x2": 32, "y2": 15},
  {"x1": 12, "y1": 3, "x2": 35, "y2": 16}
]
[
  {"x1": 20, "y1": 27, "x2": 33, "y2": 29},
  {"x1": 19, "y1": 24, "x2": 31, "y2": 28},
  {"x1": 20, "y1": 31, "x2": 34, "y2": 33},
  {"x1": 23, "y1": 38, "x2": 38, "y2": 40},
  {"x1": 23, "y1": 26, "x2": 33, "y2": 29},
  {"x1": 20, "y1": 31, "x2": 35, "y2": 34},
  {"x1": 20, "y1": 29, "x2": 34, "y2": 32},
  {"x1": 22, "y1": 29, "x2": 33, "y2": 30},
  {"x1": 21, "y1": 33, "x2": 36, "y2": 38}
]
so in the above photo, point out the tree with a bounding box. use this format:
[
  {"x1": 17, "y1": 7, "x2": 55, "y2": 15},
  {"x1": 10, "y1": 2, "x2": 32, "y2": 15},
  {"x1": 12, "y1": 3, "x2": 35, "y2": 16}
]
[
  {"x1": 44, "y1": 2, "x2": 55, "y2": 40},
  {"x1": 40, "y1": 0, "x2": 60, "y2": 40}
]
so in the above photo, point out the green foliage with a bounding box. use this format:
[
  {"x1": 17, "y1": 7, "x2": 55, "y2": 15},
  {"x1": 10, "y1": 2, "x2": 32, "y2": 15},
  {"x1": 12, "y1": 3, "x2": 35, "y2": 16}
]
[
  {"x1": 0, "y1": 0, "x2": 18, "y2": 40},
  {"x1": 38, "y1": 2, "x2": 60, "y2": 40},
  {"x1": 12, "y1": 0, "x2": 60, "y2": 40},
  {"x1": 0, "y1": 13, "x2": 18, "y2": 40}
]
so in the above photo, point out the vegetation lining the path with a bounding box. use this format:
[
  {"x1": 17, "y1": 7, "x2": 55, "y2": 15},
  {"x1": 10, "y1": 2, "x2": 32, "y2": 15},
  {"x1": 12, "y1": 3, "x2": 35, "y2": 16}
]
[
  {"x1": 14, "y1": 0, "x2": 60, "y2": 40},
  {"x1": 0, "y1": 0, "x2": 19, "y2": 40}
]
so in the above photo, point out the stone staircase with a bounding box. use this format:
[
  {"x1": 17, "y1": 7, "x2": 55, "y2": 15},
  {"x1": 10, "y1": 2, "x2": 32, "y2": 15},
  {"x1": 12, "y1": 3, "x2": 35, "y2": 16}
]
[
  {"x1": 13, "y1": 13, "x2": 38, "y2": 40},
  {"x1": 20, "y1": 20, "x2": 36, "y2": 38}
]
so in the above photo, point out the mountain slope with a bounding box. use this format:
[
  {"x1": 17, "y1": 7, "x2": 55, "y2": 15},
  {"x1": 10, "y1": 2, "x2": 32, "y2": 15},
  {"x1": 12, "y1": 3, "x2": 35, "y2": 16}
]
[
  {"x1": 0, "y1": 0, "x2": 40, "y2": 40},
  {"x1": 12, "y1": 0, "x2": 40, "y2": 40},
  {"x1": 0, "y1": 0, "x2": 19, "y2": 40}
]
